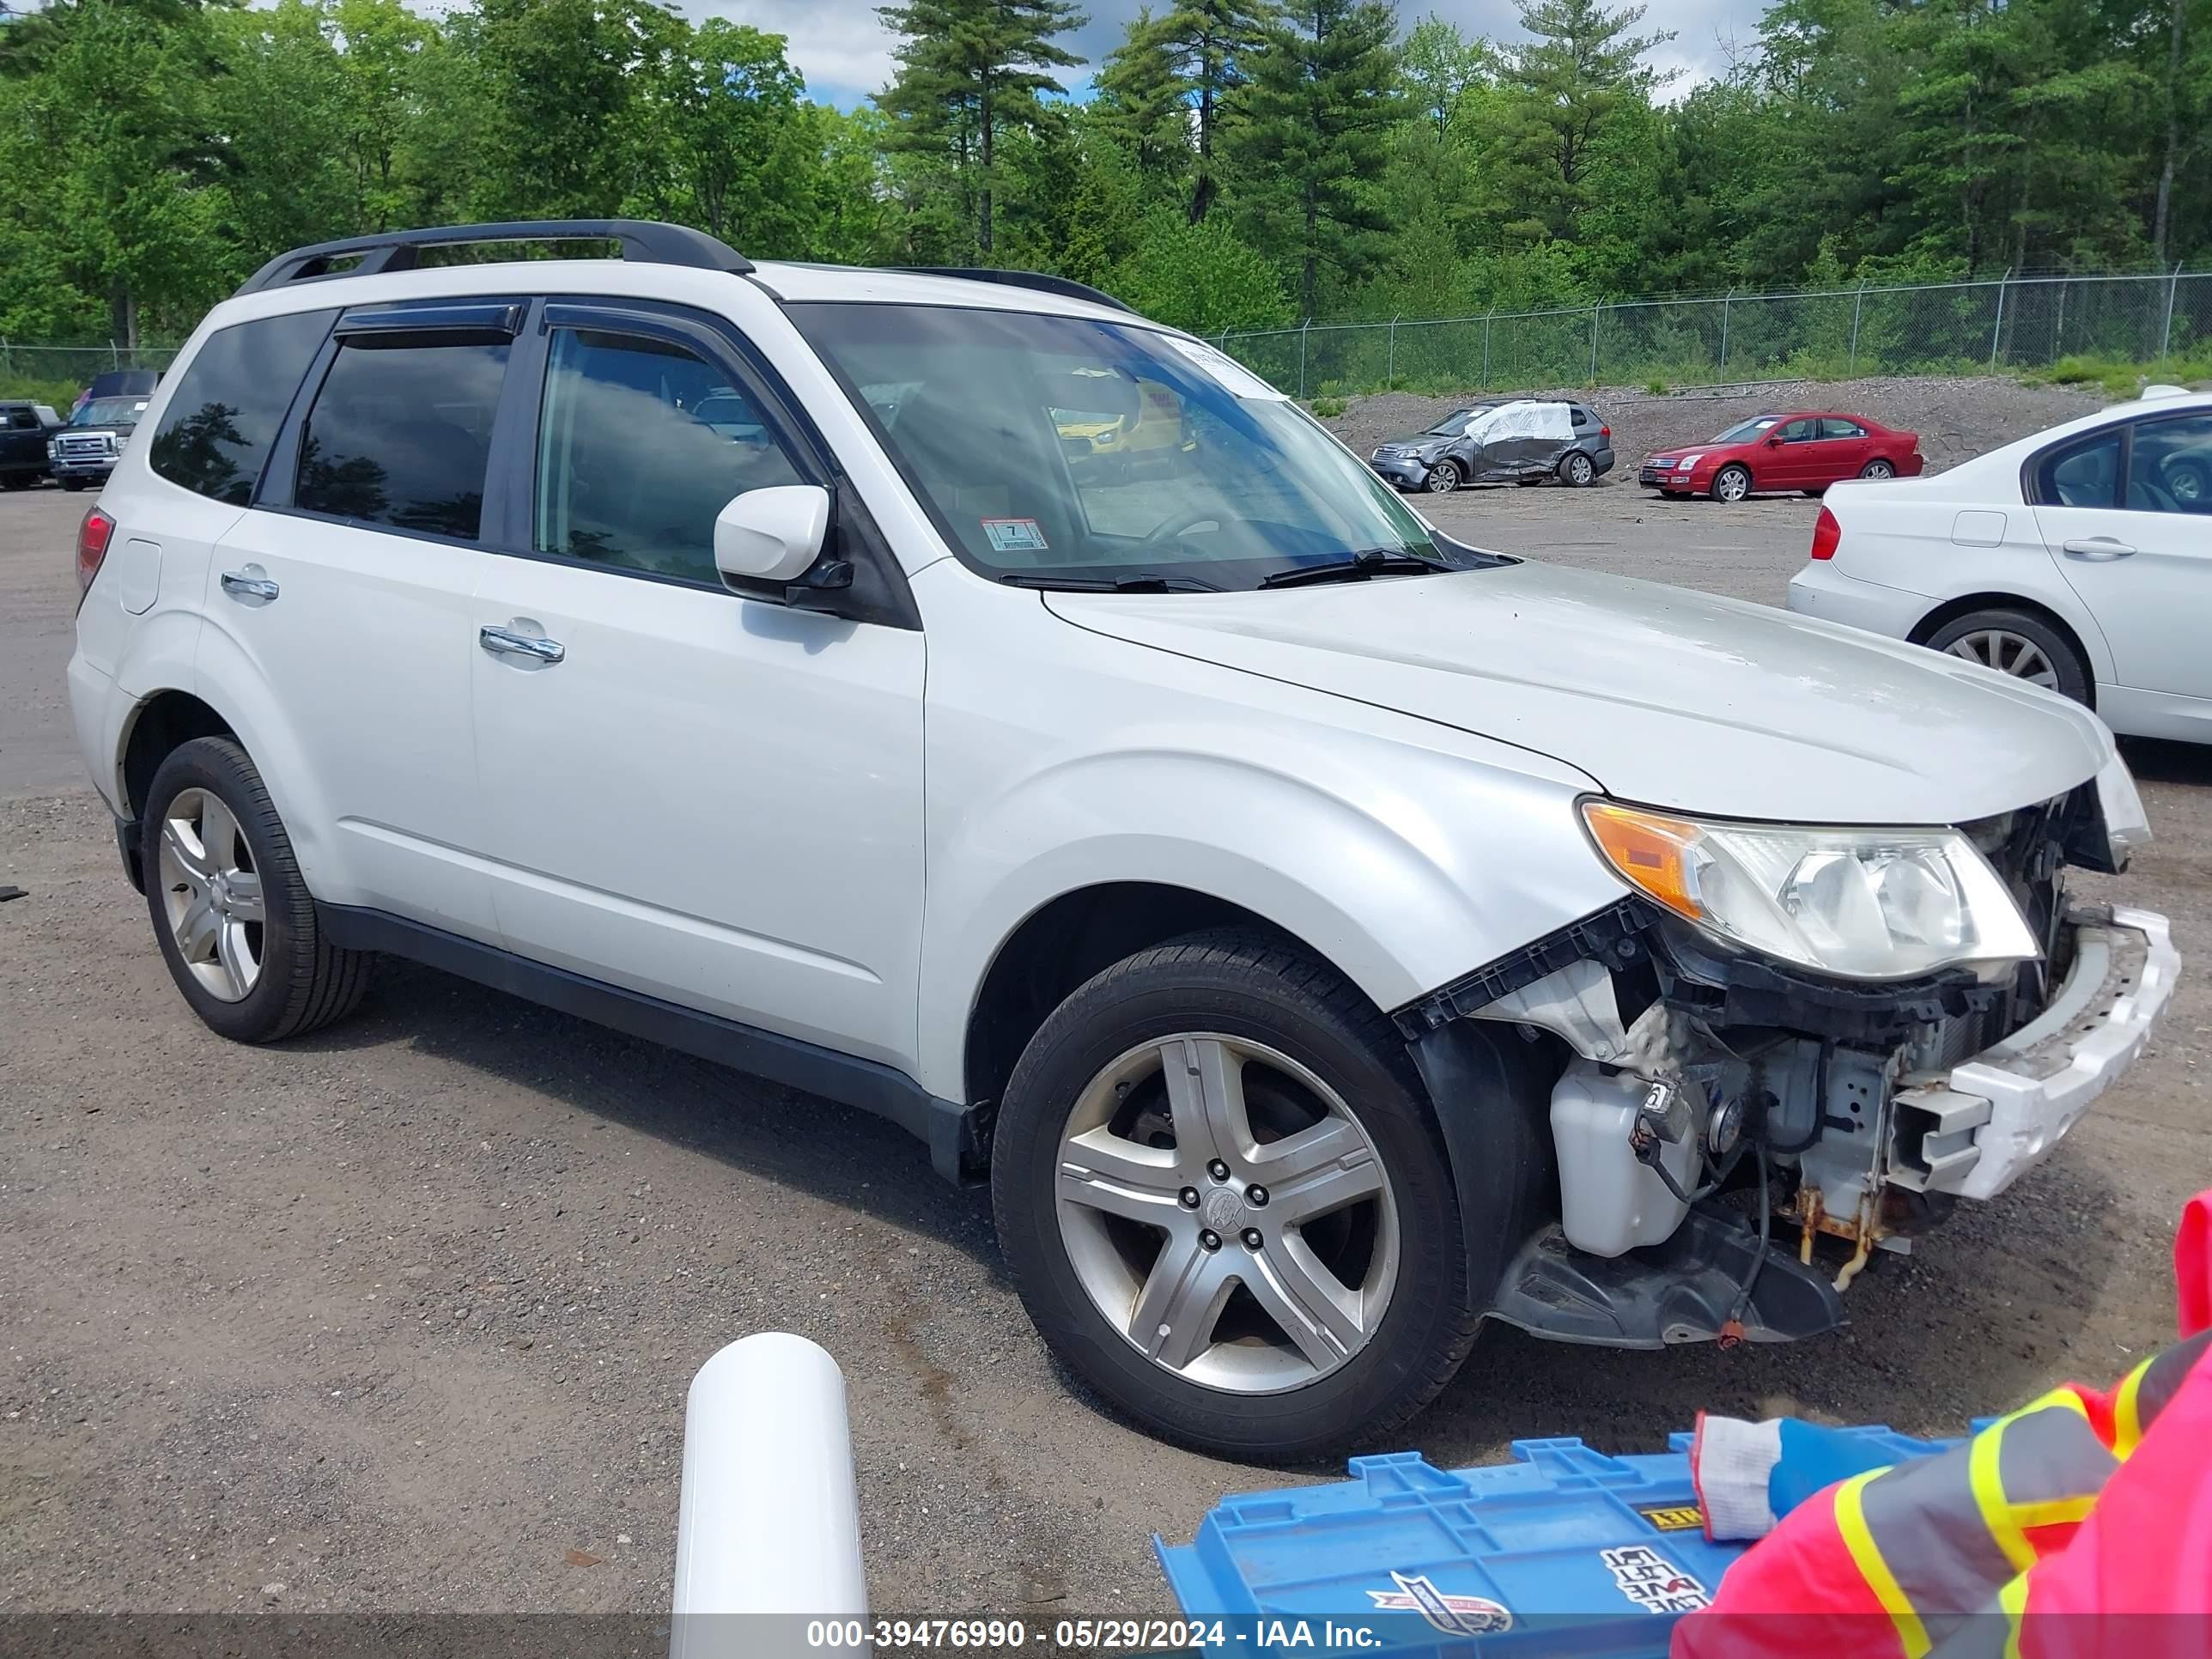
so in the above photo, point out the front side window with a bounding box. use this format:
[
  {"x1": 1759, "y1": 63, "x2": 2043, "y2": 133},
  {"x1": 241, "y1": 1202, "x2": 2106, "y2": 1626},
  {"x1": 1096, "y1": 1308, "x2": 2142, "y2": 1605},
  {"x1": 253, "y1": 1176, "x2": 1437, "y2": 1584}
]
[
  {"x1": 1777, "y1": 417, "x2": 1818, "y2": 442},
  {"x1": 532, "y1": 328, "x2": 802, "y2": 584},
  {"x1": 2037, "y1": 434, "x2": 2122, "y2": 510},
  {"x1": 295, "y1": 336, "x2": 509, "y2": 539},
  {"x1": 793, "y1": 303, "x2": 1454, "y2": 589},
  {"x1": 2126, "y1": 413, "x2": 2212, "y2": 514},
  {"x1": 149, "y1": 309, "x2": 335, "y2": 504}
]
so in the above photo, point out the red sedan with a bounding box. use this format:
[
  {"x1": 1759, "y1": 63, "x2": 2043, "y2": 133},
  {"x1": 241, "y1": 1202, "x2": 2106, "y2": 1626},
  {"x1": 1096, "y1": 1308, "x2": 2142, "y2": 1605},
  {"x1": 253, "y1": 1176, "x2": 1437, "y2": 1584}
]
[{"x1": 1638, "y1": 411, "x2": 1923, "y2": 501}]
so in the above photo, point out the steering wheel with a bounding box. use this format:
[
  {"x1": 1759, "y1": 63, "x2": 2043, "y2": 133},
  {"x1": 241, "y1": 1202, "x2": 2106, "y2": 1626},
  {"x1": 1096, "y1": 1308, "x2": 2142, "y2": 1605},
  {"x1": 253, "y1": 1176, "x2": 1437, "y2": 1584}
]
[{"x1": 1143, "y1": 506, "x2": 1223, "y2": 544}]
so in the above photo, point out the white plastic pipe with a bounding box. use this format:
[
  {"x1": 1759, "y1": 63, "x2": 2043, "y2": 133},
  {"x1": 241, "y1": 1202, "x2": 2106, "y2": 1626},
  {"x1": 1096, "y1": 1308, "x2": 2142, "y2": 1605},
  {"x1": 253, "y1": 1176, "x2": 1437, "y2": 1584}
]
[{"x1": 671, "y1": 1333, "x2": 866, "y2": 1659}]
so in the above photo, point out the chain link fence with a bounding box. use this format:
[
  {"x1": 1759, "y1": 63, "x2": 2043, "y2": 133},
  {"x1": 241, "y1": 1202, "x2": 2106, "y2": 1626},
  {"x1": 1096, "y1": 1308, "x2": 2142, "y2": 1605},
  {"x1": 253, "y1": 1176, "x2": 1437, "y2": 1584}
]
[
  {"x1": 1212, "y1": 269, "x2": 2212, "y2": 398},
  {"x1": 0, "y1": 342, "x2": 181, "y2": 398}
]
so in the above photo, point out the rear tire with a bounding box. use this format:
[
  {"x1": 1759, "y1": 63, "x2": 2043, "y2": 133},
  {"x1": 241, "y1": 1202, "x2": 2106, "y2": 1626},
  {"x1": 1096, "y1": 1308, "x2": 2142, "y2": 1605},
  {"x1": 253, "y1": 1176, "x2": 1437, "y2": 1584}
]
[
  {"x1": 1559, "y1": 451, "x2": 1596, "y2": 487},
  {"x1": 143, "y1": 736, "x2": 372, "y2": 1043},
  {"x1": 1923, "y1": 609, "x2": 2090, "y2": 704},
  {"x1": 1859, "y1": 458, "x2": 1897, "y2": 480},
  {"x1": 991, "y1": 931, "x2": 1483, "y2": 1462}
]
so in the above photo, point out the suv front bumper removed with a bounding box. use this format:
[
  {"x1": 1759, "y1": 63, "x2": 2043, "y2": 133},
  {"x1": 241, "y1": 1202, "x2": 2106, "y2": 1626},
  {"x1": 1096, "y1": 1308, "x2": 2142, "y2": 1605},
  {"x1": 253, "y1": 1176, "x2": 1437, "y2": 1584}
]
[{"x1": 1891, "y1": 904, "x2": 2178, "y2": 1203}]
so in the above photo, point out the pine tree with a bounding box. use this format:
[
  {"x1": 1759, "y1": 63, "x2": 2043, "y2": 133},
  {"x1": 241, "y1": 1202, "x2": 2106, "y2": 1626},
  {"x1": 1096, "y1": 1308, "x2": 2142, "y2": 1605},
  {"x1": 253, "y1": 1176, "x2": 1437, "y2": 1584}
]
[
  {"x1": 1489, "y1": 0, "x2": 1674, "y2": 242},
  {"x1": 1229, "y1": 0, "x2": 1403, "y2": 318},
  {"x1": 1142, "y1": 0, "x2": 1278, "y2": 222},
  {"x1": 1097, "y1": 9, "x2": 1191, "y2": 183},
  {"x1": 875, "y1": 0, "x2": 1086, "y2": 256}
]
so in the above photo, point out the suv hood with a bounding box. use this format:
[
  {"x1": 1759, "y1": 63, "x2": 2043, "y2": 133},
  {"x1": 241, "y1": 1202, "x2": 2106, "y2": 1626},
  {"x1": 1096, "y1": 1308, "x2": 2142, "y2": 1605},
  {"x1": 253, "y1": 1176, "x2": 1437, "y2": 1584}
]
[{"x1": 1043, "y1": 561, "x2": 2109, "y2": 824}]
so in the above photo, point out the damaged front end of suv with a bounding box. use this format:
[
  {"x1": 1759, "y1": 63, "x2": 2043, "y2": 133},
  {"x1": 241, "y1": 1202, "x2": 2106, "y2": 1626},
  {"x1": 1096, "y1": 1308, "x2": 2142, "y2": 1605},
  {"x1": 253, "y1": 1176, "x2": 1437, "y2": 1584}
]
[{"x1": 1402, "y1": 756, "x2": 2176, "y2": 1351}]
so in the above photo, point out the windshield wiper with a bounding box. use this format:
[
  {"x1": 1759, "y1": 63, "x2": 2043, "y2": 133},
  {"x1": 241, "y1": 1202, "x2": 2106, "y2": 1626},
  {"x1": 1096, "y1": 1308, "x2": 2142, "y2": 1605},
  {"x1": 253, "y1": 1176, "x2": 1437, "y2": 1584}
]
[
  {"x1": 999, "y1": 572, "x2": 1221, "y2": 592},
  {"x1": 1258, "y1": 548, "x2": 1455, "y2": 588}
]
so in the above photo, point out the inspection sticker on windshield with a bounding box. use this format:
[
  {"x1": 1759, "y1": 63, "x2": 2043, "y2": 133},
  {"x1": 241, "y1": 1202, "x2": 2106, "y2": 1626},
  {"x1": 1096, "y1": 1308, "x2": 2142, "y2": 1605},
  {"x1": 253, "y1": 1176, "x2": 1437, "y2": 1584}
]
[
  {"x1": 1161, "y1": 335, "x2": 1289, "y2": 402},
  {"x1": 982, "y1": 517, "x2": 1049, "y2": 553}
]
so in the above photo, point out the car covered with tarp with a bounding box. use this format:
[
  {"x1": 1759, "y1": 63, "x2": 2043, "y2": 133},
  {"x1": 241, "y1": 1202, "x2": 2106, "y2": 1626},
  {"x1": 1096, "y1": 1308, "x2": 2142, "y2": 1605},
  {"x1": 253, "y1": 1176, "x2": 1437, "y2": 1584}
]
[{"x1": 1369, "y1": 398, "x2": 1614, "y2": 493}]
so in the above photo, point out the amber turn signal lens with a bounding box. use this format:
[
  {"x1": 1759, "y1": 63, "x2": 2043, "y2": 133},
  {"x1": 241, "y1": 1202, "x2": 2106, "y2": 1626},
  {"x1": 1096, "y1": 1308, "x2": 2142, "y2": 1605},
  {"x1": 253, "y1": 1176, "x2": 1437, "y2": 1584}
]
[{"x1": 1581, "y1": 801, "x2": 1707, "y2": 920}]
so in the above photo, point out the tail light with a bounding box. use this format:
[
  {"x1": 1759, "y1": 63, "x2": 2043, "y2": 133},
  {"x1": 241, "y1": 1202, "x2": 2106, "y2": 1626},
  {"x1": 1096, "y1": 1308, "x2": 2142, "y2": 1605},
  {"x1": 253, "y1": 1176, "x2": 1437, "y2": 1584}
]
[
  {"x1": 1599, "y1": 424, "x2": 1611, "y2": 440},
  {"x1": 1810, "y1": 505, "x2": 1841, "y2": 561},
  {"x1": 75, "y1": 506, "x2": 115, "y2": 598}
]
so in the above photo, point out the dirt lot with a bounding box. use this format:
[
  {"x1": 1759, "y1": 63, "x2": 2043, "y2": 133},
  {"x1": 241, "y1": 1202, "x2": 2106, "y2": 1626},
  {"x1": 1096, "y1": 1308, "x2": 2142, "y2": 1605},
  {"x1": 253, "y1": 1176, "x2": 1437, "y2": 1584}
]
[{"x1": 3, "y1": 386, "x2": 2209, "y2": 1620}]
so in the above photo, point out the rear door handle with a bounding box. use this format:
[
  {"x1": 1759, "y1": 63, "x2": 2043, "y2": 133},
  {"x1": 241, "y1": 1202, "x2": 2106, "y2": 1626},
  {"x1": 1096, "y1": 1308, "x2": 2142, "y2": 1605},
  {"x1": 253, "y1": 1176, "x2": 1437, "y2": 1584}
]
[
  {"x1": 220, "y1": 566, "x2": 279, "y2": 603},
  {"x1": 478, "y1": 622, "x2": 565, "y2": 665},
  {"x1": 2062, "y1": 538, "x2": 2136, "y2": 560}
]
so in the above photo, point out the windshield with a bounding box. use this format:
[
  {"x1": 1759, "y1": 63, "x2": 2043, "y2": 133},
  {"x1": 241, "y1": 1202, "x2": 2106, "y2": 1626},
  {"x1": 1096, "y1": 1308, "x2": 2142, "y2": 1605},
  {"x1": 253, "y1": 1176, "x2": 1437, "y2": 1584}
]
[
  {"x1": 790, "y1": 303, "x2": 1466, "y2": 590},
  {"x1": 71, "y1": 398, "x2": 144, "y2": 428},
  {"x1": 1423, "y1": 408, "x2": 1485, "y2": 435},
  {"x1": 1712, "y1": 416, "x2": 1779, "y2": 445}
]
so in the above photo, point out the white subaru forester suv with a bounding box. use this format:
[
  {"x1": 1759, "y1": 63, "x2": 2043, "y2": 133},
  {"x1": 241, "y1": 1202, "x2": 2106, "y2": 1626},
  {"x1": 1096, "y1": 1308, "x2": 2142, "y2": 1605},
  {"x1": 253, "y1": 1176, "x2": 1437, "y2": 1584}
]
[{"x1": 68, "y1": 221, "x2": 2177, "y2": 1461}]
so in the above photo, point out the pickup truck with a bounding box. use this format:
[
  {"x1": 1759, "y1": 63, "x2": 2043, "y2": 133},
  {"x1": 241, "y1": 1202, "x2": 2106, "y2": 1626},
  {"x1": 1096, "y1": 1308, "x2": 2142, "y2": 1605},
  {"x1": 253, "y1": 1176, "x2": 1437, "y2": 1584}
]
[
  {"x1": 49, "y1": 394, "x2": 149, "y2": 491},
  {"x1": 0, "y1": 400, "x2": 62, "y2": 489}
]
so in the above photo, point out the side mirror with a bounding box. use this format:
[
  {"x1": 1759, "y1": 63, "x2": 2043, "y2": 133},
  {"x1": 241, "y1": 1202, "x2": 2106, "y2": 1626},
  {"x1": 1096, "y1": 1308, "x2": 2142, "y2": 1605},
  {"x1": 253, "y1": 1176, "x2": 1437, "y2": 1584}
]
[
  {"x1": 1765, "y1": 434, "x2": 1784, "y2": 447},
  {"x1": 714, "y1": 485, "x2": 830, "y2": 586}
]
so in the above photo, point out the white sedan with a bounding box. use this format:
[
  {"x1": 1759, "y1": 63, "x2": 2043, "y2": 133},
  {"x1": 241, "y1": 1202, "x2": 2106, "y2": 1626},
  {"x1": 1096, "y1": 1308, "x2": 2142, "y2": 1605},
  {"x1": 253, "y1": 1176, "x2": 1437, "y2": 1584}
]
[{"x1": 1789, "y1": 386, "x2": 2212, "y2": 743}]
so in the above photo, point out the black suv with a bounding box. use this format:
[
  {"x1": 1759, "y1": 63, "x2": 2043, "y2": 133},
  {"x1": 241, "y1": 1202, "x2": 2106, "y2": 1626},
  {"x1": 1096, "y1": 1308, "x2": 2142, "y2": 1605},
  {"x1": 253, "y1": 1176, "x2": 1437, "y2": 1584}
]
[{"x1": 1, "y1": 400, "x2": 63, "y2": 489}]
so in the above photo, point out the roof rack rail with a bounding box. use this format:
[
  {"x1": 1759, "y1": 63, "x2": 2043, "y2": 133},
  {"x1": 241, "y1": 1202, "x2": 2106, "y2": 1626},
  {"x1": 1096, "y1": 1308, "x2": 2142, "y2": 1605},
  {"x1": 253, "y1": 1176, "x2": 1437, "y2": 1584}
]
[
  {"x1": 900, "y1": 267, "x2": 1134, "y2": 313},
  {"x1": 234, "y1": 219, "x2": 753, "y2": 297}
]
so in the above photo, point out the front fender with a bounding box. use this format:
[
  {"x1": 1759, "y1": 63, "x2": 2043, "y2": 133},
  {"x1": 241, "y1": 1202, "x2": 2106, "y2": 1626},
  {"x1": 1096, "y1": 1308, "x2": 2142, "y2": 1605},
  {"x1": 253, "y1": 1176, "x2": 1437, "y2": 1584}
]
[{"x1": 915, "y1": 738, "x2": 1628, "y2": 1102}]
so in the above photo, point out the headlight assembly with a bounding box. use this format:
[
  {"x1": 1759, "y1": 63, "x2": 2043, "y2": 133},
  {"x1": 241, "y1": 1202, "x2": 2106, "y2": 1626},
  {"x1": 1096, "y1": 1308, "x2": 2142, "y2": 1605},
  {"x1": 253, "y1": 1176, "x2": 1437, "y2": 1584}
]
[
  {"x1": 1676, "y1": 453, "x2": 1701, "y2": 471},
  {"x1": 1582, "y1": 800, "x2": 2040, "y2": 980}
]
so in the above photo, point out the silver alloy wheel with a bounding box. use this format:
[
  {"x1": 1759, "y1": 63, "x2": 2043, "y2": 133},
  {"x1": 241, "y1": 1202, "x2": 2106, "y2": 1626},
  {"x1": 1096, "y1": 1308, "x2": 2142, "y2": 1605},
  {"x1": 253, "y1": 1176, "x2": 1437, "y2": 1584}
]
[
  {"x1": 1564, "y1": 452, "x2": 1594, "y2": 485},
  {"x1": 1424, "y1": 461, "x2": 1459, "y2": 493},
  {"x1": 156, "y1": 787, "x2": 265, "y2": 1001},
  {"x1": 1715, "y1": 465, "x2": 1751, "y2": 502},
  {"x1": 1943, "y1": 629, "x2": 2060, "y2": 689},
  {"x1": 1862, "y1": 459, "x2": 1896, "y2": 479},
  {"x1": 1054, "y1": 1033, "x2": 1399, "y2": 1394}
]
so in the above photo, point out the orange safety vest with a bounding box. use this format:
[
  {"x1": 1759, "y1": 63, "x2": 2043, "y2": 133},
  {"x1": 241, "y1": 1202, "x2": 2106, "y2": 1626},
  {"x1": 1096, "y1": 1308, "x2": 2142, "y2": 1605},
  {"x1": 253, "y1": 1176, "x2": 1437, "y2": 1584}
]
[{"x1": 1674, "y1": 1194, "x2": 2212, "y2": 1659}]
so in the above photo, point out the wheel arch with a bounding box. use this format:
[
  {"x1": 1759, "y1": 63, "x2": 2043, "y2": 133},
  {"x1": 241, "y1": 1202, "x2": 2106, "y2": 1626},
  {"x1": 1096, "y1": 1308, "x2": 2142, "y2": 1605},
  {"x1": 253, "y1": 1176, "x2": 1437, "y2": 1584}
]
[
  {"x1": 1906, "y1": 592, "x2": 2100, "y2": 706},
  {"x1": 961, "y1": 881, "x2": 1352, "y2": 1134},
  {"x1": 120, "y1": 690, "x2": 236, "y2": 822}
]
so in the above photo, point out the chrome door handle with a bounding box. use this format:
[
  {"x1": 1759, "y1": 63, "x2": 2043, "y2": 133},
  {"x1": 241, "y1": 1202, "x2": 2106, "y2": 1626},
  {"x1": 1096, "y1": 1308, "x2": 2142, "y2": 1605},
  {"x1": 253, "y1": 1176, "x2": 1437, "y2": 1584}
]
[
  {"x1": 2062, "y1": 538, "x2": 2136, "y2": 560},
  {"x1": 478, "y1": 623, "x2": 565, "y2": 665},
  {"x1": 220, "y1": 568, "x2": 280, "y2": 602}
]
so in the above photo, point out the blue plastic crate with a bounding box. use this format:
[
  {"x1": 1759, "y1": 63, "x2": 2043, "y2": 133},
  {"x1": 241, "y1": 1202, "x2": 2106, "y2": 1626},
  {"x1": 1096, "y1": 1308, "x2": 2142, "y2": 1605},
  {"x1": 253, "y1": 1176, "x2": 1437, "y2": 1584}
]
[{"x1": 1156, "y1": 1426, "x2": 1938, "y2": 1656}]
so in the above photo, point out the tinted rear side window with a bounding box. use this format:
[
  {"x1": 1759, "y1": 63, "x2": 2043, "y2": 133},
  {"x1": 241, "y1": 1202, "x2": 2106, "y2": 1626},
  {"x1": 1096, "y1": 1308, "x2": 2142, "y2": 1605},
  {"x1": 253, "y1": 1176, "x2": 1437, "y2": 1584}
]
[
  {"x1": 295, "y1": 337, "x2": 509, "y2": 540},
  {"x1": 149, "y1": 309, "x2": 336, "y2": 504}
]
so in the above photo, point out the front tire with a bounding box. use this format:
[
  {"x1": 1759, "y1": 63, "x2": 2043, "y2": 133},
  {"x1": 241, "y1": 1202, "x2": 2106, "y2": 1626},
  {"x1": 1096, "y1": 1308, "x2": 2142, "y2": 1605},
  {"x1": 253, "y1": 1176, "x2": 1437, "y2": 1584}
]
[
  {"x1": 61, "y1": 477, "x2": 87, "y2": 492},
  {"x1": 1422, "y1": 459, "x2": 1461, "y2": 494},
  {"x1": 1711, "y1": 463, "x2": 1752, "y2": 502},
  {"x1": 143, "y1": 736, "x2": 372, "y2": 1042},
  {"x1": 1924, "y1": 609, "x2": 2091, "y2": 703},
  {"x1": 991, "y1": 932, "x2": 1481, "y2": 1462}
]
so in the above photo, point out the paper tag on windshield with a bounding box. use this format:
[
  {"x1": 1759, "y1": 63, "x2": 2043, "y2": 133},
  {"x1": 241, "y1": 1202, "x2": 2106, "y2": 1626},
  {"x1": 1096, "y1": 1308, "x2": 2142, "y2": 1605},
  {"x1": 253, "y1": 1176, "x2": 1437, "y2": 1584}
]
[
  {"x1": 1161, "y1": 336, "x2": 1289, "y2": 402},
  {"x1": 982, "y1": 517, "x2": 1049, "y2": 553}
]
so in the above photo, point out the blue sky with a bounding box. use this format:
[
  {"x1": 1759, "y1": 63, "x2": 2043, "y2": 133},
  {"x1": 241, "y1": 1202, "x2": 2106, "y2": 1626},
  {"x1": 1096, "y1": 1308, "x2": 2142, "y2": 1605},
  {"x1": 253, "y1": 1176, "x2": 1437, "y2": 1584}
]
[{"x1": 671, "y1": 0, "x2": 1768, "y2": 109}]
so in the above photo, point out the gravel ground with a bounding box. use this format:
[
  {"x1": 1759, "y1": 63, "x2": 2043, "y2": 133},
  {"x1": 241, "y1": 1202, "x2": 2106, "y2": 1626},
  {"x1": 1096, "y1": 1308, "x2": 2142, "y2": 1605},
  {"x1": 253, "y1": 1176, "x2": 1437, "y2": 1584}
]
[
  {"x1": 3, "y1": 402, "x2": 2208, "y2": 1622},
  {"x1": 1328, "y1": 374, "x2": 2112, "y2": 476}
]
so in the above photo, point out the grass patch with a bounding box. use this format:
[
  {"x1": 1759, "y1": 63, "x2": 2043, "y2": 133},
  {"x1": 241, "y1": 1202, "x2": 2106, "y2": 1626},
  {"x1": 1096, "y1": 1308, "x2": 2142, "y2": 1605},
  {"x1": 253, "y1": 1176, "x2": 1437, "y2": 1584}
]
[
  {"x1": 1309, "y1": 394, "x2": 1346, "y2": 417},
  {"x1": 2022, "y1": 350, "x2": 2212, "y2": 398},
  {"x1": 0, "y1": 376, "x2": 80, "y2": 410}
]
